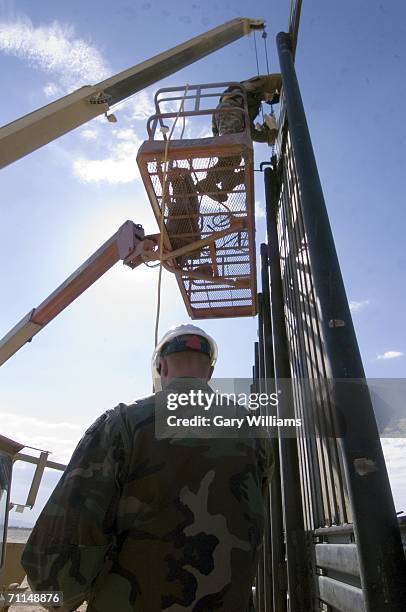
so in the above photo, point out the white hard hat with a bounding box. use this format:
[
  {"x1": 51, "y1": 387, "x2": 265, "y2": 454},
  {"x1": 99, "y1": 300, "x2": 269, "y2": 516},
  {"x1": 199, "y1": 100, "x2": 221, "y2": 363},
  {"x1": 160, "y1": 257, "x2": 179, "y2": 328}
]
[{"x1": 152, "y1": 324, "x2": 218, "y2": 392}]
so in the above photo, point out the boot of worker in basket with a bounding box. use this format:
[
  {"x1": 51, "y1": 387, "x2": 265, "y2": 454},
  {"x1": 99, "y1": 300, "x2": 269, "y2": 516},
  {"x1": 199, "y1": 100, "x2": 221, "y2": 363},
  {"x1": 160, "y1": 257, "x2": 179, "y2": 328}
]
[
  {"x1": 220, "y1": 168, "x2": 245, "y2": 192},
  {"x1": 195, "y1": 175, "x2": 228, "y2": 203}
]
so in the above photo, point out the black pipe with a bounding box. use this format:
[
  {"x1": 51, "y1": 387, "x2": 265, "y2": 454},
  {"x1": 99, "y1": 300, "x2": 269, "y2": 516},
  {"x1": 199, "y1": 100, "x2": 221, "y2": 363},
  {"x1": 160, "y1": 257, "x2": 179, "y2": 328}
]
[
  {"x1": 260, "y1": 243, "x2": 287, "y2": 612},
  {"x1": 264, "y1": 165, "x2": 312, "y2": 610},
  {"x1": 276, "y1": 31, "x2": 406, "y2": 610},
  {"x1": 253, "y1": 341, "x2": 264, "y2": 611},
  {"x1": 260, "y1": 246, "x2": 275, "y2": 386},
  {"x1": 257, "y1": 293, "x2": 265, "y2": 399},
  {"x1": 257, "y1": 293, "x2": 272, "y2": 612}
]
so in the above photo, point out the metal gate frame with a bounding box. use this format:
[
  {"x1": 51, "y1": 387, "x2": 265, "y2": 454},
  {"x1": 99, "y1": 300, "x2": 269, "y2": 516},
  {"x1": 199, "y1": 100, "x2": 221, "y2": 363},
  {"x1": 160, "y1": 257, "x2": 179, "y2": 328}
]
[{"x1": 253, "y1": 25, "x2": 406, "y2": 612}]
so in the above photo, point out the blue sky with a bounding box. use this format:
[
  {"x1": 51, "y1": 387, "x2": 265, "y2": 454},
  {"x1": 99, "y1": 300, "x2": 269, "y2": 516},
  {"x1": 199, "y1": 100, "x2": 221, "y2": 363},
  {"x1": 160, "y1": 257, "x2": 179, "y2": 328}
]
[{"x1": 1, "y1": 0, "x2": 405, "y2": 524}]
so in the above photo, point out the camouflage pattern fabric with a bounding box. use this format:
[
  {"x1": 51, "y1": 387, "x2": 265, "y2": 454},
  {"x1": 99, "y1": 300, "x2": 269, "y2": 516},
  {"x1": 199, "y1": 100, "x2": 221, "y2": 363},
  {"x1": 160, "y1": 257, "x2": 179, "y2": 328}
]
[
  {"x1": 196, "y1": 154, "x2": 243, "y2": 204},
  {"x1": 209, "y1": 99, "x2": 244, "y2": 196},
  {"x1": 166, "y1": 168, "x2": 201, "y2": 269},
  {"x1": 212, "y1": 102, "x2": 245, "y2": 137},
  {"x1": 21, "y1": 380, "x2": 273, "y2": 611},
  {"x1": 211, "y1": 74, "x2": 282, "y2": 143},
  {"x1": 199, "y1": 75, "x2": 282, "y2": 202}
]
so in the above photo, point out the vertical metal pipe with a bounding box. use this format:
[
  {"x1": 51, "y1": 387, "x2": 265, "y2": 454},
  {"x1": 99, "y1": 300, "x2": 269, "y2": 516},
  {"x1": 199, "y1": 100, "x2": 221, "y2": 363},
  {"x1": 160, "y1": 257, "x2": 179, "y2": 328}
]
[
  {"x1": 260, "y1": 243, "x2": 287, "y2": 612},
  {"x1": 259, "y1": 256, "x2": 275, "y2": 384},
  {"x1": 251, "y1": 359, "x2": 258, "y2": 609},
  {"x1": 253, "y1": 341, "x2": 265, "y2": 612},
  {"x1": 280, "y1": 155, "x2": 330, "y2": 528},
  {"x1": 254, "y1": 342, "x2": 259, "y2": 383},
  {"x1": 257, "y1": 294, "x2": 272, "y2": 612},
  {"x1": 257, "y1": 294, "x2": 266, "y2": 399},
  {"x1": 277, "y1": 171, "x2": 323, "y2": 530},
  {"x1": 276, "y1": 31, "x2": 406, "y2": 610},
  {"x1": 264, "y1": 166, "x2": 312, "y2": 610}
]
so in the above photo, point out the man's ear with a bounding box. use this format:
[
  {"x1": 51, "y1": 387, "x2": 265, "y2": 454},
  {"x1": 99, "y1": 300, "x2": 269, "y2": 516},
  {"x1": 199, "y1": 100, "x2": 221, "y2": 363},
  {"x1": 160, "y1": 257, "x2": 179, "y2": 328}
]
[
  {"x1": 208, "y1": 365, "x2": 214, "y2": 381},
  {"x1": 160, "y1": 357, "x2": 169, "y2": 377}
]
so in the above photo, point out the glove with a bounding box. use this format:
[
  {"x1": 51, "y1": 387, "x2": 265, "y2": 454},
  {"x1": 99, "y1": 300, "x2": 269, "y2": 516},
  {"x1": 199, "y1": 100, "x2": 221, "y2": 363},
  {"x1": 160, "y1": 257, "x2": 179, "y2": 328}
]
[
  {"x1": 263, "y1": 114, "x2": 278, "y2": 145},
  {"x1": 265, "y1": 126, "x2": 278, "y2": 146},
  {"x1": 255, "y1": 123, "x2": 278, "y2": 146}
]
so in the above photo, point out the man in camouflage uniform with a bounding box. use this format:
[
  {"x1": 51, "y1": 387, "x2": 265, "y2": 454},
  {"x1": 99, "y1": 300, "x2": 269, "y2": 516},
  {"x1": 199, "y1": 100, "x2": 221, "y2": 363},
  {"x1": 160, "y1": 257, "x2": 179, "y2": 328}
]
[
  {"x1": 197, "y1": 74, "x2": 282, "y2": 202},
  {"x1": 22, "y1": 325, "x2": 273, "y2": 611}
]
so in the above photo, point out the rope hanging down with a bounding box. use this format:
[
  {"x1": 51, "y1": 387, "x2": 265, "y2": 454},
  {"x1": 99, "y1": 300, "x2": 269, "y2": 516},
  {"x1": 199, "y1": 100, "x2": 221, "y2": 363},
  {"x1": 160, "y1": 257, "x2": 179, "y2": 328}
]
[
  {"x1": 254, "y1": 28, "x2": 277, "y2": 156},
  {"x1": 253, "y1": 31, "x2": 264, "y2": 122},
  {"x1": 253, "y1": 29, "x2": 274, "y2": 123},
  {"x1": 262, "y1": 30, "x2": 271, "y2": 75},
  {"x1": 253, "y1": 30, "x2": 261, "y2": 77},
  {"x1": 262, "y1": 30, "x2": 277, "y2": 157},
  {"x1": 154, "y1": 85, "x2": 190, "y2": 347}
]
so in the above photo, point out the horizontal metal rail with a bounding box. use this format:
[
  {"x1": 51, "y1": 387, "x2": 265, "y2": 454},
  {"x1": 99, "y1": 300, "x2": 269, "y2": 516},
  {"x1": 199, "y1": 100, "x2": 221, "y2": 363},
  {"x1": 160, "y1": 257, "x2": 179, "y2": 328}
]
[
  {"x1": 315, "y1": 543, "x2": 360, "y2": 577},
  {"x1": 146, "y1": 105, "x2": 250, "y2": 139},
  {"x1": 318, "y1": 575, "x2": 366, "y2": 612},
  {"x1": 15, "y1": 452, "x2": 66, "y2": 472}
]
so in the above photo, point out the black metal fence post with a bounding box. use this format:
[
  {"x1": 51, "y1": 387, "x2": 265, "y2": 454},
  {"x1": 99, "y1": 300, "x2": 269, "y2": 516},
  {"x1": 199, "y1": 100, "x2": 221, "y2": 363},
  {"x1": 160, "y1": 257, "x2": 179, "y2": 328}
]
[
  {"x1": 276, "y1": 30, "x2": 406, "y2": 611},
  {"x1": 264, "y1": 166, "x2": 312, "y2": 611},
  {"x1": 260, "y1": 243, "x2": 287, "y2": 612},
  {"x1": 257, "y1": 294, "x2": 273, "y2": 612},
  {"x1": 253, "y1": 341, "x2": 265, "y2": 612}
]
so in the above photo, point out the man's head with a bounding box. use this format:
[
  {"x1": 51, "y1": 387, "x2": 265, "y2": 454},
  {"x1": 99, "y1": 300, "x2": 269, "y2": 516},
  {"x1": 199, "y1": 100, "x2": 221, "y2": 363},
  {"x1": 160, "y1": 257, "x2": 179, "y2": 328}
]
[
  {"x1": 243, "y1": 74, "x2": 282, "y2": 105},
  {"x1": 152, "y1": 325, "x2": 218, "y2": 391}
]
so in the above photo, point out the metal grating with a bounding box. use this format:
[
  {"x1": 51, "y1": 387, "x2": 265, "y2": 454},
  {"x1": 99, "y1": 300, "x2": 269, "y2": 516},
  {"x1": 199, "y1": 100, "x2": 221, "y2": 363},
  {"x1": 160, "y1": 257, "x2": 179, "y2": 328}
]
[
  {"x1": 276, "y1": 108, "x2": 351, "y2": 530},
  {"x1": 137, "y1": 84, "x2": 257, "y2": 319},
  {"x1": 253, "y1": 16, "x2": 406, "y2": 612}
]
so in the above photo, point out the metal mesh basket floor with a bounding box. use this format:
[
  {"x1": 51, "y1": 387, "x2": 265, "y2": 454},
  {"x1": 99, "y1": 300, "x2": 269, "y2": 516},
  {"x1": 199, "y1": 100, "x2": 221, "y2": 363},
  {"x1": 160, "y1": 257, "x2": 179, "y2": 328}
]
[{"x1": 137, "y1": 134, "x2": 257, "y2": 319}]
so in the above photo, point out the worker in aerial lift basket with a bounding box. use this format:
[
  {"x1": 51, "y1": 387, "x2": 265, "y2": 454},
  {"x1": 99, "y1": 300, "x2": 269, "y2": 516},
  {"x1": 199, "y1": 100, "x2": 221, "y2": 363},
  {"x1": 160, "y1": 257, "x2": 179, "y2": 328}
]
[
  {"x1": 22, "y1": 324, "x2": 273, "y2": 612},
  {"x1": 196, "y1": 73, "x2": 282, "y2": 203}
]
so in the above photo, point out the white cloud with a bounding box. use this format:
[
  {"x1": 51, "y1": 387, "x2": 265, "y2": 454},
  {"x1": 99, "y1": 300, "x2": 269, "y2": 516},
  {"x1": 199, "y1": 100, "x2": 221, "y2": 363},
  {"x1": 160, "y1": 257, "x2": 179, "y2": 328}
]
[
  {"x1": 349, "y1": 299, "x2": 370, "y2": 313},
  {"x1": 80, "y1": 128, "x2": 98, "y2": 140},
  {"x1": 72, "y1": 95, "x2": 155, "y2": 185},
  {"x1": 0, "y1": 17, "x2": 110, "y2": 92},
  {"x1": 377, "y1": 351, "x2": 404, "y2": 360},
  {"x1": 116, "y1": 128, "x2": 137, "y2": 140},
  {"x1": 0, "y1": 411, "x2": 84, "y2": 463},
  {"x1": 381, "y1": 438, "x2": 406, "y2": 512},
  {"x1": 43, "y1": 81, "x2": 63, "y2": 97},
  {"x1": 123, "y1": 91, "x2": 155, "y2": 121},
  {"x1": 73, "y1": 128, "x2": 142, "y2": 184},
  {"x1": 0, "y1": 16, "x2": 141, "y2": 185}
]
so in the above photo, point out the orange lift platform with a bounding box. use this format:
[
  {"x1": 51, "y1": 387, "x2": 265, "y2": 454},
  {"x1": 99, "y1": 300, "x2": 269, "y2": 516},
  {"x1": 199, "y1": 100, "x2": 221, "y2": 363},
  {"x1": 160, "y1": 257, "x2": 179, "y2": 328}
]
[
  {"x1": 136, "y1": 83, "x2": 257, "y2": 319},
  {"x1": 0, "y1": 83, "x2": 259, "y2": 366}
]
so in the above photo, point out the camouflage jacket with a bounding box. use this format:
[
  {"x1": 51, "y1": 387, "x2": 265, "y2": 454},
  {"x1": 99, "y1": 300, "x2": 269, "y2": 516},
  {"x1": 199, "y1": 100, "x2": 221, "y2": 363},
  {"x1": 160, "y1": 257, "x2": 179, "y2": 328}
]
[
  {"x1": 22, "y1": 381, "x2": 273, "y2": 611},
  {"x1": 212, "y1": 74, "x2": 282, "y2": 143}
]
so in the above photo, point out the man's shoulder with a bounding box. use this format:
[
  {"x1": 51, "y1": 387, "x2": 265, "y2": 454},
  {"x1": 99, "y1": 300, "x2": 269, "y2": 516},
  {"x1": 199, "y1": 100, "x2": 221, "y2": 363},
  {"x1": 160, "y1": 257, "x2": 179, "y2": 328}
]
[
  {"x1": 112, "y1": 394, "x2": 156, "y2": 427},
  {"x1": 82, "y1": 395, "x2": 156, "y2": 441}
]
